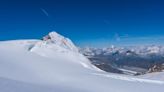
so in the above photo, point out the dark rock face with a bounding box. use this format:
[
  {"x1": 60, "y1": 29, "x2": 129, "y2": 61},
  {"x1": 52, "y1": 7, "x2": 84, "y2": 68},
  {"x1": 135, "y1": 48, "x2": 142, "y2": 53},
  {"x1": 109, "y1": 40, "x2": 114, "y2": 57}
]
[
  {"x1": 42, "y1": 35, "x2": 51, "y2": 41},
  {"x1": 148, "y1": 64, "x2": 164, "y2": 73}
]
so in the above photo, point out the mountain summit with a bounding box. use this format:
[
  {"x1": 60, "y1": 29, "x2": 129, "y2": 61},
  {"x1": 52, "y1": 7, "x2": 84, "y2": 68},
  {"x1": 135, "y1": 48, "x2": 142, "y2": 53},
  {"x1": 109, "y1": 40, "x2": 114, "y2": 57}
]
[
  {"x1": 30, "y1": 31, "x2": 79, "y2": 54},
  {"x1": 41, "y1": 31, "x2": 79, "y2": 52}
]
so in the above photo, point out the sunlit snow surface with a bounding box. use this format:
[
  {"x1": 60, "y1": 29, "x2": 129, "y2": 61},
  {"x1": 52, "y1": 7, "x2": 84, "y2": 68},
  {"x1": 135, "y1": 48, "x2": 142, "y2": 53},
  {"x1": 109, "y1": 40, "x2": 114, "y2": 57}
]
[{"x1": 0, "y1": 39, "x2": 164, "y2": 92}]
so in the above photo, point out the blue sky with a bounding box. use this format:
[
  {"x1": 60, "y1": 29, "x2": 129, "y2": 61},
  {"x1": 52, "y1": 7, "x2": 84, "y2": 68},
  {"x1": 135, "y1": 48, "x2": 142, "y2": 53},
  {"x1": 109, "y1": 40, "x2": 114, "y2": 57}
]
[{"x1": 0, "y1": 0, "x2": 164, "y2": 47}]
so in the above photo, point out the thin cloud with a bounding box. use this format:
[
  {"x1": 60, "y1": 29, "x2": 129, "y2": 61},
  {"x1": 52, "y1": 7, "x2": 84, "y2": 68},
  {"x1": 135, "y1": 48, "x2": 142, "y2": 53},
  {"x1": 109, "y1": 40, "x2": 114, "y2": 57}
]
[
  {"x1": 114, "y1": 33, "x2": 121, "y2": 41},
  {"x1": 41, "y1": 8, "x2": 49, "y2": 17}
]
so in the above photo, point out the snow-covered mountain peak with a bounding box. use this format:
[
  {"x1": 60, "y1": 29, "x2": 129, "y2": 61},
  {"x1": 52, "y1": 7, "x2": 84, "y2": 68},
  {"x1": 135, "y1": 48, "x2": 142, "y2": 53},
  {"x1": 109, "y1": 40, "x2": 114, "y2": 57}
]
[
  {"x1": 44, "y1": 31, "x2": 64, "y2": 41},
  {"x1": 41, "y1": 31, "x2": 78, "y2": 53},
  {"x1": 28, "y1": 32, "x2": 96, "y2": 70}
]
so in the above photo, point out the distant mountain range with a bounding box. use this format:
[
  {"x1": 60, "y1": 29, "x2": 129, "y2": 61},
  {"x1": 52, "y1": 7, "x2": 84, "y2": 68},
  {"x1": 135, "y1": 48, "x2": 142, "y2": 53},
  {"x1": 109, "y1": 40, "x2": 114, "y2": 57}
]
[{"x1": 80, "y1": 46, "x2": 164, "y2": 75}]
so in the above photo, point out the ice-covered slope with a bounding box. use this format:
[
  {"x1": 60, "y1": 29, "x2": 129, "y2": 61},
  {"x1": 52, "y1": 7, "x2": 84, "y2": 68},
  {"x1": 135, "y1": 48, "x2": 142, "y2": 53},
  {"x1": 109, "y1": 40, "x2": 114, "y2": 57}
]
[{"x1": 0, "y1": 32, "x2": 164, "y2": 92}]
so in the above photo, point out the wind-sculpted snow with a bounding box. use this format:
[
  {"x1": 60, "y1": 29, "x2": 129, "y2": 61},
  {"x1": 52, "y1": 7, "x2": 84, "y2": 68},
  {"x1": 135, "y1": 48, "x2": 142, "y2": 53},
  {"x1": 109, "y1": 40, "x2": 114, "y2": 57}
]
[{"x1": 0, "y1": 32, "x2": 164, "y2": 92}]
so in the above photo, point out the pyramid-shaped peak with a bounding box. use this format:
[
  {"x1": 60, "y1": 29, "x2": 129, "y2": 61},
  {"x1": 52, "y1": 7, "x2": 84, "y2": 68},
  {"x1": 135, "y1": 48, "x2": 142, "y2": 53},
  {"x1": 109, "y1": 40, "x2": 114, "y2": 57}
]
[
  {"x1": 42, "y1": 31, "x2": 64, "y2": 41},
  {"x1": 49, "y1": 31, "x2": 63, "y2": 38},
  {"x1": 41, "y1": 31, "x2": 79, "y2": 52},
  {"x1": 49, "y1": 31, "x2": 59, "y2": 35}
]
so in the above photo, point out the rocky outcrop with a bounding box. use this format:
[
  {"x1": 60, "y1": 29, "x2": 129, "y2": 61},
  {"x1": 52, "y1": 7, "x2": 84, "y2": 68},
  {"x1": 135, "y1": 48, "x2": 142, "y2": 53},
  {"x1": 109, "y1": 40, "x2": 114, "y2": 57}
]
[{"x1": 148, "y1": 64, "x2": 164, "y2": 73}]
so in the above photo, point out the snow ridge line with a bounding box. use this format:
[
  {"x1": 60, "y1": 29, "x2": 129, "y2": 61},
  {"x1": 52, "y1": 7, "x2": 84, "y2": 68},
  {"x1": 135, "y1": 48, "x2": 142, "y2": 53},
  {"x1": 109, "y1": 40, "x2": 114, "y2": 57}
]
[{"x1": 93, "y1": 73, "x2": 164, "y2": 85}]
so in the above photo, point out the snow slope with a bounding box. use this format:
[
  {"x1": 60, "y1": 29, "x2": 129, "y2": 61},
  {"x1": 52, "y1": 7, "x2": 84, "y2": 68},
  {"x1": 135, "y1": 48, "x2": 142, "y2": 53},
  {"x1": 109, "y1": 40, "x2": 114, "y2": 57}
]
[
  {"x1": 0, "y1": 32, "x2": 164, "y2": 92},
  {"x1": 139, "y1": 71, "x2": 164, "y2": 81}
]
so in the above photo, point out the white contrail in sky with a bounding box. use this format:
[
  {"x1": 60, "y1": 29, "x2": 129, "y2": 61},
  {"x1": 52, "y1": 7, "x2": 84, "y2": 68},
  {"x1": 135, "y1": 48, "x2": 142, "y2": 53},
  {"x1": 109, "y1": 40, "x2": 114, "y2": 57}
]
[{"x1": 41, "y1": 8, "x2": 49, "y2": 17}]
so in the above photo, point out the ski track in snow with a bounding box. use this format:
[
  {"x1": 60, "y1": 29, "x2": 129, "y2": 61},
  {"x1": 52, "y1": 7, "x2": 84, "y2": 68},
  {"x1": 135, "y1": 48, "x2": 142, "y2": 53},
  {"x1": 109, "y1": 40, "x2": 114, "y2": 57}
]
[{"x1": 93, "y1": 73, "x2": 164, "y2": 85}]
